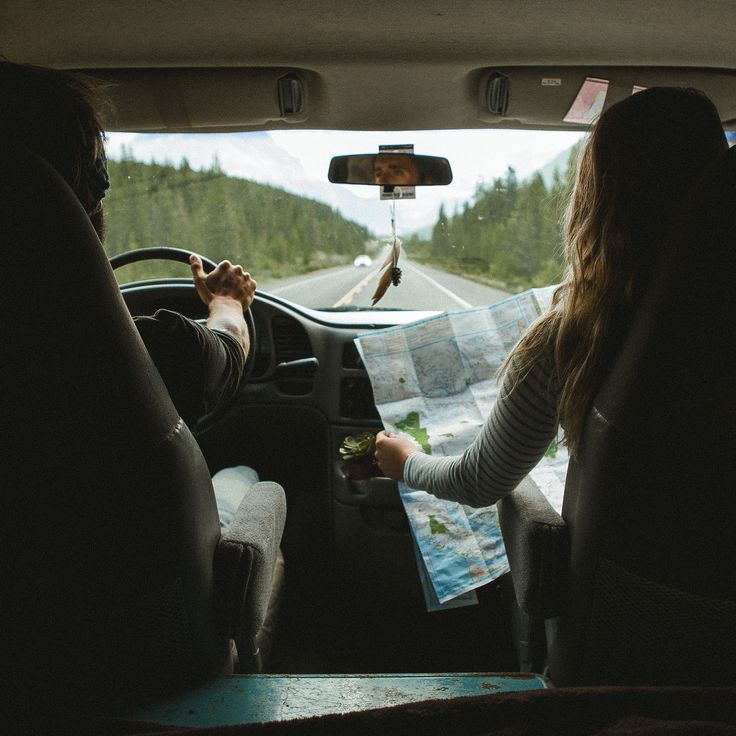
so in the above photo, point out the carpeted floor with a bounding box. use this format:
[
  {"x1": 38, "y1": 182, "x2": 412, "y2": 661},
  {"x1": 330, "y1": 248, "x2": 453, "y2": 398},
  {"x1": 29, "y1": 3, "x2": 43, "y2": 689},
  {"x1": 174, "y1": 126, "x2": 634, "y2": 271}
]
[{"x1": 6, "y1": 686, "x2": 736, "y2": 735}]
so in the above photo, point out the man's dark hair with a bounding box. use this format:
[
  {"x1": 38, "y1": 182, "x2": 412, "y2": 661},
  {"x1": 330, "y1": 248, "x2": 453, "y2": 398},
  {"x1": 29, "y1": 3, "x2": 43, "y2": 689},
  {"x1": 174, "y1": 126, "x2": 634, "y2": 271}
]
[{"x1": 0, "y1": 60, "x2": 109, "y2": 223}]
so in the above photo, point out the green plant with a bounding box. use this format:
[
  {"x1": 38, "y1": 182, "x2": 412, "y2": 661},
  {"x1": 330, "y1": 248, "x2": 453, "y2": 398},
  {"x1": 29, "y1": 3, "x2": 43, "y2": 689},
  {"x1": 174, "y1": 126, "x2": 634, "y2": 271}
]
[
  {"x1": 545, "y1": 437, "x2": 558, "y2": 459},
  {"x1": 339, "y1": 432, "x2": 376, "y2": 463}
]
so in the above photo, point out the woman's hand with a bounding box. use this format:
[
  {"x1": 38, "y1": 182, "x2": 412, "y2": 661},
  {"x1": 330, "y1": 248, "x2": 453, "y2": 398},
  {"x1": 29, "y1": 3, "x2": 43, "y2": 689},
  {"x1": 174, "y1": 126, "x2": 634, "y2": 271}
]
[
  {"x1": 374, "y1": 430, "x2": 421, "y2": 481},
  {"x1": 190, "y1": 254, "x2": 257, "y2": 310}
]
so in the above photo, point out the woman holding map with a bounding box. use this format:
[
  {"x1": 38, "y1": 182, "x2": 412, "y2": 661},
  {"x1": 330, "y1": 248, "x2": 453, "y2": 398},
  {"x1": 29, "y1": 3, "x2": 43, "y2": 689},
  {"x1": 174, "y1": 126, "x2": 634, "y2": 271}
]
[{"x1": 374, "y1": 87, "x2": 728, "y2": 507}]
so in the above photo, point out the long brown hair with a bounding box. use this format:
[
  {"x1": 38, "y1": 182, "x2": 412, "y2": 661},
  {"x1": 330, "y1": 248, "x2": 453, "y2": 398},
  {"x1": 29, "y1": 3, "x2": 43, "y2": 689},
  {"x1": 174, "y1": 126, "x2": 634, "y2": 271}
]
[{"x1": 504, "y1": 87, "x2": 727, "y2": 457}]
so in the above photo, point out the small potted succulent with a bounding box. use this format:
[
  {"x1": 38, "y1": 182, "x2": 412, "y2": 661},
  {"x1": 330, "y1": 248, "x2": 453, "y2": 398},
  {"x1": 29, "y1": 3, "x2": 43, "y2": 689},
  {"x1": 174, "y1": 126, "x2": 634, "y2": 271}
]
[{"x1": 339, "y1": 431, "x2": 381, "y2": 480}]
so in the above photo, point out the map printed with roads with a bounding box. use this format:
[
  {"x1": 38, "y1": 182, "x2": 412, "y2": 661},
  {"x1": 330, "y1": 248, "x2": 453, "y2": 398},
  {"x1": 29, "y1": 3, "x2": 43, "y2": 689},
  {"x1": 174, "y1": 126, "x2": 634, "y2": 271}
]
[{"x1": 355, "y1": 286, "x2": 568, "y2": 609}]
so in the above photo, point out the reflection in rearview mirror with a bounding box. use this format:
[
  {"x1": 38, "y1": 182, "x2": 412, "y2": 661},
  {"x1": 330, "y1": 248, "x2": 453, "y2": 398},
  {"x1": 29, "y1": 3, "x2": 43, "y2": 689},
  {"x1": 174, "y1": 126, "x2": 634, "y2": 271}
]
[{"x1": 328, "y1": 153, "x2": 453, "y2": 186}]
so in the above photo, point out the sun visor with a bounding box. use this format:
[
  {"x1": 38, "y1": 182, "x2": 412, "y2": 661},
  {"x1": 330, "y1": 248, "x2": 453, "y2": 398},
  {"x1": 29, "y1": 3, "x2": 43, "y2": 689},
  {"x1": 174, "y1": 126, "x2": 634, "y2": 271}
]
[
  {"x1": 476, "y1": 67, "x2": 736, "y2": 130},
  {"x1": 91, "y1": 68, "x2": 313, "y2": 131}
]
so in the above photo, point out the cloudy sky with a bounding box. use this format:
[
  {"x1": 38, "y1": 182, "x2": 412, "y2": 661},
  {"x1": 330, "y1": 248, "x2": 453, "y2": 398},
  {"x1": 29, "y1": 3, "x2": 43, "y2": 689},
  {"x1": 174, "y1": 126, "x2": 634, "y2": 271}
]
[{"x1": 105, "y1": 128, "x2": 584, "y2": 236}]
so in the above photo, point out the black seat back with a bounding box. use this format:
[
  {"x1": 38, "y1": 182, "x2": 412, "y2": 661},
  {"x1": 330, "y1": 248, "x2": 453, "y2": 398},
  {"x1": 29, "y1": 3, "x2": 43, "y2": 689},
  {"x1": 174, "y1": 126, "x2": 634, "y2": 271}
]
[
  {"x1": 1, "y1": 146, "x2": 228, "y2": 707},
  {"x1": 549, "y1": 146, "x2": 736, "y2": 686}
]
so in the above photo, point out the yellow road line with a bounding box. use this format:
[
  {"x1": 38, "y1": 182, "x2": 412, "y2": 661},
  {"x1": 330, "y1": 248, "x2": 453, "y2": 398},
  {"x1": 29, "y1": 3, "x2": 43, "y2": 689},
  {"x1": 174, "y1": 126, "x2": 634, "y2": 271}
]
[{"x1": 332, "y1": 267, "x2": 382, "y2": 308}]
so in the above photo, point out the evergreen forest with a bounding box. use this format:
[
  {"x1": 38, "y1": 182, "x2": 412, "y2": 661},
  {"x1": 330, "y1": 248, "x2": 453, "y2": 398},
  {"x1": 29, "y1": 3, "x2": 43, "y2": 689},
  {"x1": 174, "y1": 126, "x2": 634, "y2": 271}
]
[
  {"x1": 104, "y1": 144, "x2": 579, "y2": 292},
  {"x1": 104, "y1": 151, "x2": 373, "y2": 283},
  {"x1": 407, "y1": 145, "x2": 580, "y2": 291}
]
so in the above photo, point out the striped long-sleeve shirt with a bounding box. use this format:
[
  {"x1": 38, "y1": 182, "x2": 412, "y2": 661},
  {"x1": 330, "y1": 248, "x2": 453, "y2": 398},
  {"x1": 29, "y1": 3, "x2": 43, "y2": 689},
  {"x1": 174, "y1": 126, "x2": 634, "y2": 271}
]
[{"x1": 403, "y1": 346, "x2": 559, "y2": 507}]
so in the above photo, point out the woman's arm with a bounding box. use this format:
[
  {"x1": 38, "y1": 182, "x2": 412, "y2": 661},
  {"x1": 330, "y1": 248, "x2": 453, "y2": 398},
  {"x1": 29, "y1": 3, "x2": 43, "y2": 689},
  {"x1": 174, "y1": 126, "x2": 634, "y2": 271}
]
[{"x1": 375, "y1": 352, "x2": 559, "y2": 507}]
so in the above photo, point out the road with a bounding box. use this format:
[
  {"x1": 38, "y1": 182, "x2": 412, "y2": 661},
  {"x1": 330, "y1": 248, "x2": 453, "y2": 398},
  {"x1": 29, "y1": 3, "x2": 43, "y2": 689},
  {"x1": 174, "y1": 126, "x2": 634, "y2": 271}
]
[{"x1": 258, "y1": 254, "x2": 510, "y2": 311}]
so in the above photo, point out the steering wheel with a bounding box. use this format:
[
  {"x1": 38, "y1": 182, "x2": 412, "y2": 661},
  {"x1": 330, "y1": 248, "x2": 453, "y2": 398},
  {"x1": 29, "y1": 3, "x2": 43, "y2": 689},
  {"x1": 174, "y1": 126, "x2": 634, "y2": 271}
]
[{"x1": 109, "y1": 246, "x2": 257, "y2": 382}]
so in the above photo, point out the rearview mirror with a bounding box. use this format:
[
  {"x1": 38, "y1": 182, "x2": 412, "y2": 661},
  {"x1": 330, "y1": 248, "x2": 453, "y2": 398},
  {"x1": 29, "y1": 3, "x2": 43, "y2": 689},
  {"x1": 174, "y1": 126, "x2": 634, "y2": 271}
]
[{"x1": 328, "y1": 153, "x2": 453, "y2": 186}]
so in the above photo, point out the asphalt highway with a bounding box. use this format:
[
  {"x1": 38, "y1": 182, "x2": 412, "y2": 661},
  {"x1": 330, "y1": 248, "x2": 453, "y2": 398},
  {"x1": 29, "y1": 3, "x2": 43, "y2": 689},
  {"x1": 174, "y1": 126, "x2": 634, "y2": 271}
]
[{"x1": 259, "y1": 255, "x2": 510, "y2": 311}]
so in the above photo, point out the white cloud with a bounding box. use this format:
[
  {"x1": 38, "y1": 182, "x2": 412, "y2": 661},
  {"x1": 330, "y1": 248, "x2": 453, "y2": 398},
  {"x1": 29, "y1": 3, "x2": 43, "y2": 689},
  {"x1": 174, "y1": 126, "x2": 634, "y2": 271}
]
[{"x1": 105, "y1": 129, "x2": 584, "y2": 235}]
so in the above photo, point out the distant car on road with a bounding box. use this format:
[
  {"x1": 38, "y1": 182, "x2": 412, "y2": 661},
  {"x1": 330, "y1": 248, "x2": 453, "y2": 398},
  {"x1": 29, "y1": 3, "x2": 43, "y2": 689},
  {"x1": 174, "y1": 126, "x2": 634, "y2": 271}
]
[{"x1": 353, "y1": 254, "x2": 372, "y2": 268}]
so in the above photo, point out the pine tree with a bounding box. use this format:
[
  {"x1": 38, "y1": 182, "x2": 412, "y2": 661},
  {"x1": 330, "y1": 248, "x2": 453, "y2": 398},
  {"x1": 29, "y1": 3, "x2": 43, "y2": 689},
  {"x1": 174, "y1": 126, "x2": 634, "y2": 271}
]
[
  {"x1": 103, "y1": 157, "x2": 372, "y2": 281},
  {"x1": 413, "y1": 156, "x2": 575, "y2": 290}
]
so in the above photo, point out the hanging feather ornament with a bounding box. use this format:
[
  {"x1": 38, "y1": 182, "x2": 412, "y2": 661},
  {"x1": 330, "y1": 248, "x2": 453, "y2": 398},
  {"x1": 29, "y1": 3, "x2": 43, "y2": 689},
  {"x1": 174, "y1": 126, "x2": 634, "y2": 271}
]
[
  {"x1": 371, "y1": 236, "x2": 402, "y2": 305},
  {"x1": 371, "y1": 198, "x2": 403, "y2": 305}
]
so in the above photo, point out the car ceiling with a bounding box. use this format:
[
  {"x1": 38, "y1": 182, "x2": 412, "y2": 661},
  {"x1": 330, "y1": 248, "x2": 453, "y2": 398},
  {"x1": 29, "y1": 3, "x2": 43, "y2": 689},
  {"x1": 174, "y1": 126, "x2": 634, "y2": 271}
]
[{"x1": 3, "y1": 1, "x2": 736, "y2": 132}]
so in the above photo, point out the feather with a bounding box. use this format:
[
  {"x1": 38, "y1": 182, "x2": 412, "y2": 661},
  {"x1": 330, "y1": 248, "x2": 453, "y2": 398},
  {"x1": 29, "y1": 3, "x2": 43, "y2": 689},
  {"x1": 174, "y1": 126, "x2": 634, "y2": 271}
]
[
  {"x1": 371, "y1": 267, "x2": 394, "y2": 304},
  {"x1": 371, "y1": 237, "x2": 402, "y2": 305}
]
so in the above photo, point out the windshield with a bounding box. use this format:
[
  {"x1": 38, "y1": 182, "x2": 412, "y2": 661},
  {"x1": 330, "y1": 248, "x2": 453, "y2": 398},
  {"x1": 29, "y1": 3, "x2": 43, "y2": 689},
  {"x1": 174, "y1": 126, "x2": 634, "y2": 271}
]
[{"x1": 104, "y1": 129, "x2": 584, "y2": 310}]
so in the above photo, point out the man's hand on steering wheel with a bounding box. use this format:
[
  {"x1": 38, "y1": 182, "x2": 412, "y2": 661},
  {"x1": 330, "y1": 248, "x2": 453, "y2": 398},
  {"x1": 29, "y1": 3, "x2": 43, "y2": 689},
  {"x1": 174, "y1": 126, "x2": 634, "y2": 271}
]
[
  {"x1": 110, "y1": 247, "x2": 258, "y2": 382},
  {"x1": 189, "y1": 254, "x2": 255, "y2": 359},
  {"x1": 189, "y1": 254, "x2": 257, "y2": 310}
]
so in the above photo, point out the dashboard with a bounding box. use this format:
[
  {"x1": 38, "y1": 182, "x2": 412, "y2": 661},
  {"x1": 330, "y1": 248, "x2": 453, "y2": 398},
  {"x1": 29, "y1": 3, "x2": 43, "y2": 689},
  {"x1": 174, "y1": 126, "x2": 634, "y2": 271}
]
[
  {"x1": 119, "y1": 278, "x2": 513, "y2": 675},
  {"x1": 120, "y1": 279, "x2": 438, "y2": 426},
  {"x1": 120, "y1": 278, "x2": 439, "y2": 614}
]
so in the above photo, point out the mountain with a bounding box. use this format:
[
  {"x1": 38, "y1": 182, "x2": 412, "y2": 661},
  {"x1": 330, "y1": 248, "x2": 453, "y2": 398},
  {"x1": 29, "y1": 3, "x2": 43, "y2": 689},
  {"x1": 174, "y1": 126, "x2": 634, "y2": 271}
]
[
  {"x1": 108, "y1": 132, "x2": 399, "y2": 235},
  {"x1": 106, "y1": 131, "x2": 582, "y2": 237},
  {"x1": 534, "y1": 143, "x2": 579, "y2": 188},
  {"x1": 104, "y1": 156, "x2": 372, "y2": 281}
]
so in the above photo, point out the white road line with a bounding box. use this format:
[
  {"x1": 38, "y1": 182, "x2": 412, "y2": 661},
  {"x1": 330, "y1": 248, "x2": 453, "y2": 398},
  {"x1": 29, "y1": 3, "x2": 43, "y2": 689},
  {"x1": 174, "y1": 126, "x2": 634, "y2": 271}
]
[
  {"x1": 332, "y1": 267, "x2": 382, "y2": 308},
  {"x1": 268, "y1": 269, "x2": 345, "y2": 294},
  {"x1": 405, "y1": 263, "x2": 473, "y2": 308}
]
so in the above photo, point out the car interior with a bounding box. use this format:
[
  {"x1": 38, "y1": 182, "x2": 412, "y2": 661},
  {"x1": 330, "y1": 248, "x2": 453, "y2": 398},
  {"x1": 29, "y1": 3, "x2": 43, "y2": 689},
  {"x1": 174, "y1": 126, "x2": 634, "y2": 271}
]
[{"x1": 2, "y1": 2, "x2": 736, "y2": 733}]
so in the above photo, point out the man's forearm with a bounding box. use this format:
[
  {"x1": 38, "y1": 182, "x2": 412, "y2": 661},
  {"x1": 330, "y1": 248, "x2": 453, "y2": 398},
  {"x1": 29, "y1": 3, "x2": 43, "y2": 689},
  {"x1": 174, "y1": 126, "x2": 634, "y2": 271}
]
[{"x1": 206, "y1": 295, "x2": 250, "y2": 357}]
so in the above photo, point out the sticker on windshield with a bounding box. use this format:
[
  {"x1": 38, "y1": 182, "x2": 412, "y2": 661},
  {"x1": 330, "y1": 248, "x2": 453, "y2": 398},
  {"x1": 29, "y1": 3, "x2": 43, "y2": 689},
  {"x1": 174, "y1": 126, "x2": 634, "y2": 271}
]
[{"x1": 563, "y1": 77, "x2": 609, "y2": 125}]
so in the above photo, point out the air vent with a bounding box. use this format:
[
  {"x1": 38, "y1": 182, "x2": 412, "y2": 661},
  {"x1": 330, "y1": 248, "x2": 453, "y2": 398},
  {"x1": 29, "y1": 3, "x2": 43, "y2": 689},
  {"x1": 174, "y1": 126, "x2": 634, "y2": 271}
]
[
  {"x1": 273, "y1": 315, "x2": 311, "y2": 361},
  {"x1": 341, "y1": 341, "x2": 364, "y2": 369},
  {"x1": 340, "y1": 377, "x2": 380, "y2": 420},
  {"x1": 272, "y1": 315, "x2": 314, "y2": 395}
]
